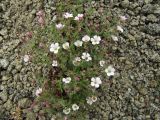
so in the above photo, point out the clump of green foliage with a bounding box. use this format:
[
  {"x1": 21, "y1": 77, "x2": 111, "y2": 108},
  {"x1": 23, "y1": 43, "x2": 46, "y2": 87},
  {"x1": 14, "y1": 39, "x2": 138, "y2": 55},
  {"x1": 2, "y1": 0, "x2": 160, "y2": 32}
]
[{"x1": 22, "y1": 0, "x2": 119, "y2": 119}]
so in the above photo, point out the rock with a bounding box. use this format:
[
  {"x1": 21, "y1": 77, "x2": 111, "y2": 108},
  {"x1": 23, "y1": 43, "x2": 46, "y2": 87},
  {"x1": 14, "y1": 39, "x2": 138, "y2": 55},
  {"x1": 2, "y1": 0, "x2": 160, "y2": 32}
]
[
  {"x1": 129, "y1": 3, "x2": 138, "y2": 10},
  {"x1": 121, "y1": 0, "x2": 129, "y2": 8},
  {"x1": 127, "y1": 116, "x2": 132, "y2": 120},
  {"x1": 135, "y1": 7, "x2": 141, "y2": 14},
  {"x1": 139, "y1": 88, "x2": 148, "y2": 95},
  {"x1": 154, "y1": 7, "x2": 160, "y2": 15},
  {"x1": 146, "y1": 14, "x2": 158, "y2": 22},
  {"x1": 13, "y1": 74, "x2": 20, "y2": 81},
  {"x1": 0, "y1": 59, "x2": 9, "y2": 69},
  {"x1": 31, "y1": 9, "x2": 36, "y2": 14},
  {"x1": 157, "y1": 41, "x2": 160, "y2": 47},
  {"x1": 110, "y1": 99, "x2": 116, "y2": 108},
  {"x1": 144, "y1": 23, "x2": 160, "y2": 35},
  {"x1": 140, "y1": 16, "x2": 146, "y2": 23},
  {"x1": 149, "y1": 80, "x2": 158, "y2": 87},
  {"x1": 0, "y1": 91, "x2": 8, "y2": 104},
  {"x1": 128, "y1": 34, "x2": 136, "y2": 41},
  {"x1": 3, "y1": 100, "x2": 13, "y2": 110},
  {"x1": 2, "y1": 75, "x2": 11, "y2": 81},
  {"x1": 26, "y1": 112, "x2": 36, "y2": 120},
  {"x1": 0, "y1": 36, "x2": 3, "y2": 42},
  {"x1": 0, "y1": 29, "x2": 7, "y2": 36},
  {"x1": 18, "y1": 98, "x2": 32, "y2": 108},
  {"x1": 144, "y1": 0, "x2": 153, "y2": 4},
  {"x1": 130, "y1": 19, "x2": 139, "y2": 26},
  {"x1": 142, "y1": 4, "x2": 154, "y2": 14},
  {"x1": 0, "y1": 105, "x2": 6, "y2": 118}
]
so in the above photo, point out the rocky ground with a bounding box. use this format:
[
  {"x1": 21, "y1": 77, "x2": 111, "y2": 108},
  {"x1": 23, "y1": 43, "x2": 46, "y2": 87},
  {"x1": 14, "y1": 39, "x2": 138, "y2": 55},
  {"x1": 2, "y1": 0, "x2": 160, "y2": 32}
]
[{"x1": 0, "y1": 0, "x2": 160, "y2": 120}]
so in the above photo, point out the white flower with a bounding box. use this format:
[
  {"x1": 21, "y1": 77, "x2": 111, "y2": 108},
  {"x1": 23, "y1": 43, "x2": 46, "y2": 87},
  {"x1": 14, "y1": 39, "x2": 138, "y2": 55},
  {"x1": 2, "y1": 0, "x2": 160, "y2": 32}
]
[
  {"x1": 35, "y1": 88, "x2": 42, "y2": 96},
  {"x1": 86, "y1": 96, "x2": 97, "y2": 105},
  {"x1": 99, "y1": 60, "x2": 105, "y2": 67},
  {"x1": 82, "y1": 35, "x2": 90, "y2": 42},
  {"x1": 120, "y1": 16, "x2": 127, "y2": 21},
  {"x1": 91, "y1": 35, "x2": 101, "y2": 45},
  {"x1": 91, "y1": 96, "x2": 97, "y2": 102},
  {"x1": 55, "y1": 23, "x2": 65, "y2": 29},
  {"x1": 105, "y1": 65, "x2": 115, "y2": 76},
  {"x1": 75, "y1": 57, "x2": 81, "y2": 62},
  {"x1": 74, "y1": 14, "x2": 83, "y2": 21},
  {"x1": 23, "y1": 55, "x2": 30, "y2": 62},
  {"x1": 62, "y1": 77, "x2": 71, "y2": 84},
  {"x1": 50, "y1": 43, "x2": 60, "y2": 54},
  {"x1": 62, "y1": 42, "x2": 70, "y2": 50},
  {"x1": 74, "y1": 16, "x2": 79, "y2": 21},
  {"x1": 63, "y1": 12, "x2": 73, "y2": 19},
  {"x1": 74, "y1": 40, "x2": 83, "y2": 47},
  {"x1": 73, "y1": 57, "x2": 81, "y2": 66},
  {"x1": 77, "y1": 14, "x2": 83, "y2": 18},
  {"x1": 117, "y1": 26, "x2": 124, "y2": 33},
  {"x1": 52, "y1": 60, "x2": 58, "y2": 67},
  {"x1": 111, "y1": 35, "x2": 118, "y2": 41},
  {"x1": 63, "y1": 108, "x2": 71, "y2": 115},
  {"x1": 81, "y1": 52, "x2": 92, "y2": 61},
  {"x1": 72, "y1": 104, "x2": 79, "y2": 111},
  {"x1": 86, "y1": 97, "x2": 93, "y2": 105},
  {"x1": 91, "y1": 77, "x2": 102, "y2": 88}
]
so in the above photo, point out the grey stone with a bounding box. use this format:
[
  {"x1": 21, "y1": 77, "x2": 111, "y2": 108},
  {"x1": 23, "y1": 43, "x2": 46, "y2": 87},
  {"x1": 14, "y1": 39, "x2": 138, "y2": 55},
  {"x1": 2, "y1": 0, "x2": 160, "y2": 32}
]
[
  {"x1": 126, "y1": 116, "x2": 132, "y2": 120},
  {"x1": 144, "y1": 0, "x2": 153, "y2": 4},
  {"x1": 147, "y1": 14, "x2": 158, "y2": 22},
  {"x1": 2, "y1": 75, "x2": 11, "y2": 81},
  {"x1": 13, "y1": 74, "x2": 20, "y2": 81},
  {"x1": 121, "y1": 0, "x2": 129, "y2": 8},
  {"x1": 0, "y1": 0, "x2": 159, "y2": 119},
  {"x1": 0, "y1": 36, "x2": 3, "y2": 42},
  {"x1": 126, "y1": 10, "x2": 134, "y2": 16},
  {"x1": 0, "y1": 59, "x2": 9, "y2": 69},
  {"x1": 17, "y1": 83, "x2": 23, "y2": 91},
  {"x1": 157, "y1": 42, "x2": 160, "y2": 47},
  {"x1": 154, "y1": 7, "x2": 160, "y2": 15},
  {"x1": 0, "y1": 29, "x2": 7, "y2": 36},
  {"x1": 128, "y1": 34, "x2": 136, "y2": 41},
  {"x1": 144, "y1": 23, "x2": 160, "y2": 35},
  {"x1": 3, "y1": 100, "x2": 13, "y2": 110},
  {"x1": 129, "y1": 3, "x2": 138, "y2": 10},
  {"x1": 142, "y1": 4, "x2": 154, "y2": 14},
  {"x1": 130, "y1": 19, "x2": 139, "y2": 26},
  {"x1": 0, "y1": 91, "x2": 8, "y2": 104},
  {"x1": 139, "y1": 88, "x2": 148, "y2": 95},
  {"x1": 26, "y1": 112, "x2": 36, "y2": 120},
  {"x1": 135, "y1": 7, "x2": 141, "y2": 14},
  {"x1": 110, "y1": 99, "x2": 116, "y2": 108},
  {"x1": 18, "y1": 98, "x2": 32, "y2": 108}
]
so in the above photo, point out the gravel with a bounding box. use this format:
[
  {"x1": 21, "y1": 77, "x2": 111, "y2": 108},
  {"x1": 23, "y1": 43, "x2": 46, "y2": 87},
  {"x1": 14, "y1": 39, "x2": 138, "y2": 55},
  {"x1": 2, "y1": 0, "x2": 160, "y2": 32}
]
[
  {"x1": 0, "y1": 59, "x2": 9, "y2": 69},
  {"x1": 0, "y1": 0, "x2": 160, "y2": 119}
]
